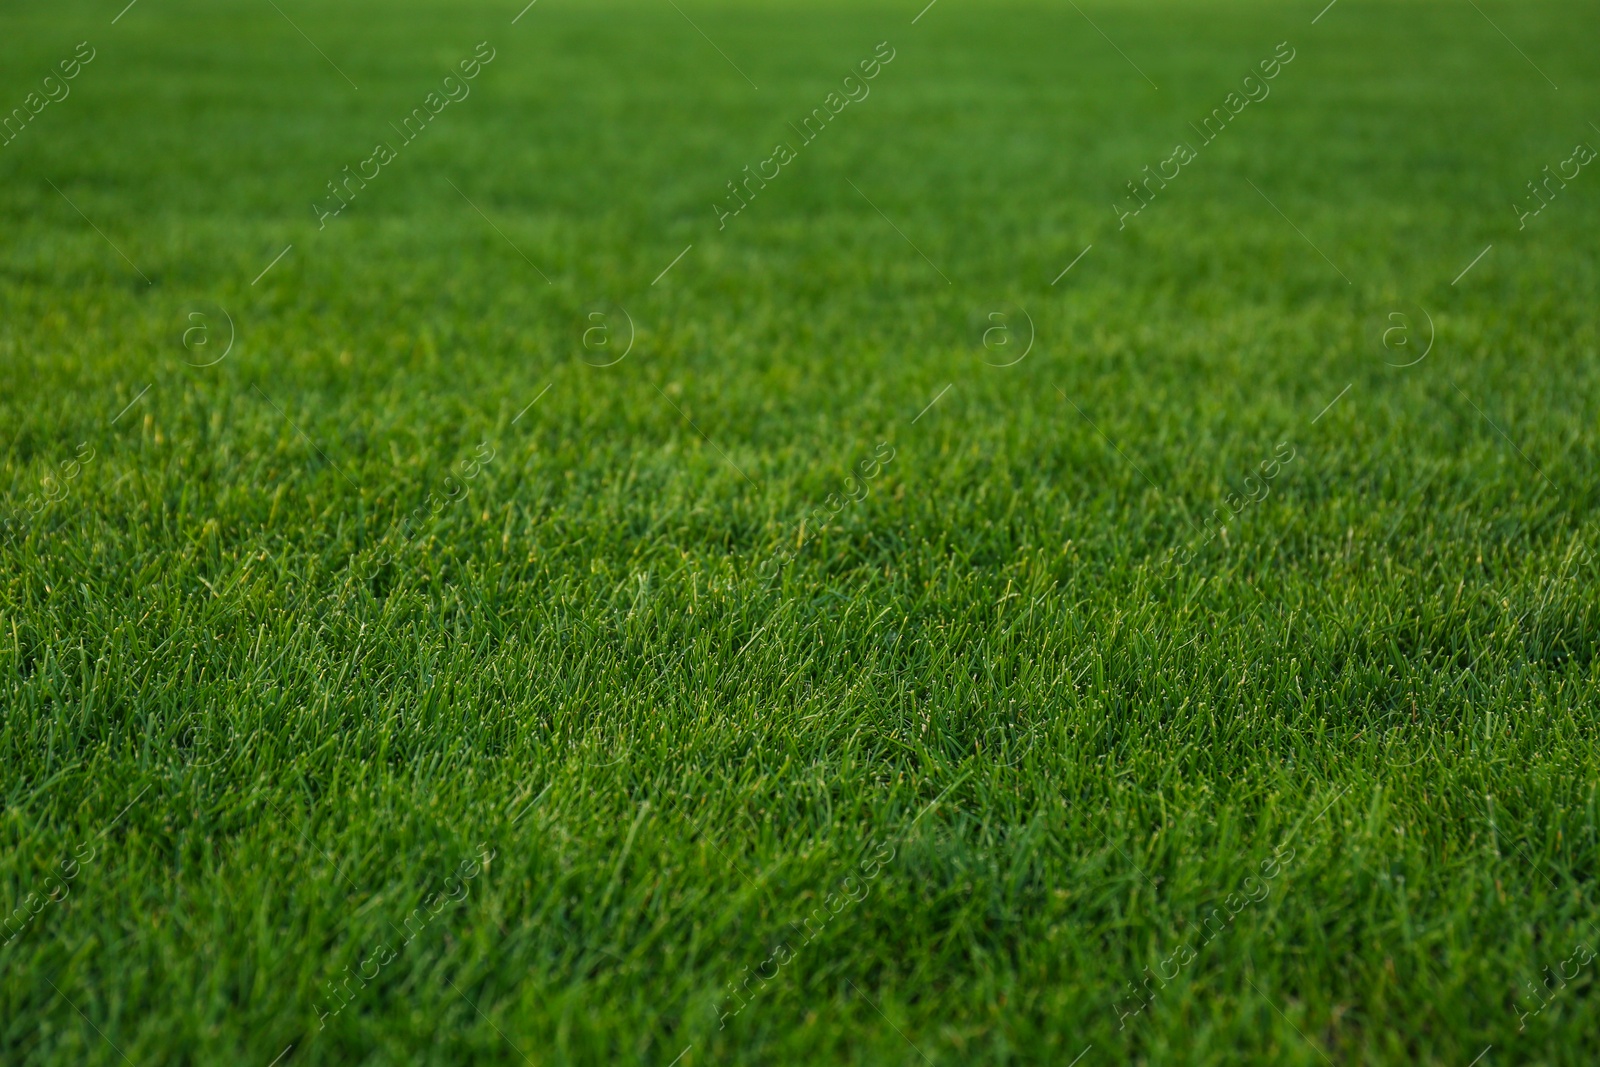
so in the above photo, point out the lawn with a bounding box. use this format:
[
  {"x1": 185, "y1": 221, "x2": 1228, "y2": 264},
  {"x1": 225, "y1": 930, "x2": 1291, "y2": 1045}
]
[{"x1": 2, "y1": 0, "x2": 1598, "y2": 1064}]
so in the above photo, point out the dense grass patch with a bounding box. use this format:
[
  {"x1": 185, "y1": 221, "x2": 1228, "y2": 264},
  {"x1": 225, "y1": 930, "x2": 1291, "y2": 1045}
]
[{"x1": 2, "y1": 0, "x2": 1598, "y2": 1064}]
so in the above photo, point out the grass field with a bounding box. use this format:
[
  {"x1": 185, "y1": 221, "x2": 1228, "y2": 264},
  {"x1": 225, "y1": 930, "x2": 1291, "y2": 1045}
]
[{"x1": 3, "y1": 0, "x2": 1599, "y2": 1063}]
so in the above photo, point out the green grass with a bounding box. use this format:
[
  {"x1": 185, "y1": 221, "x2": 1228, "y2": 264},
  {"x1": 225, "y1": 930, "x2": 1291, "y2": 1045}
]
[{"x1": 3, "y1": 0, "x2": 1599, "y2": 1063}]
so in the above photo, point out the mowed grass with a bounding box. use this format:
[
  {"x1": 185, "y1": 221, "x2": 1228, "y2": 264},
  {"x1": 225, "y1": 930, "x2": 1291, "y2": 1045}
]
[{"x1": 3, "y1": 0, "x2": 1599, "y2": 1063}]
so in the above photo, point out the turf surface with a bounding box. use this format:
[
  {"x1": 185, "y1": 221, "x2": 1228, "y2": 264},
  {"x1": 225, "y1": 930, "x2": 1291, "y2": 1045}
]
[{"x1": 3, "y1": 0, "x2": 1599, "y2": 1064}]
